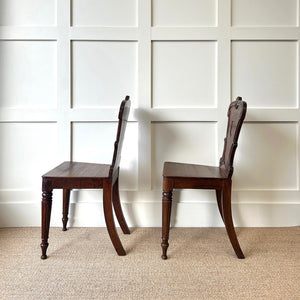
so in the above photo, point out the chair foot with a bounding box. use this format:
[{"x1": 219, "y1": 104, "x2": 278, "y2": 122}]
[
  {"x1": 62, "y1": 217, "x2": 68, "y2": 231},
  {"x1": 40, "y1": 241, "x2": 49, "y2": 260},
  {"x1": 117, "y1": 249, "x2": 126, "y2": 256},
  {"x1": 62, "y1": 216, "x2": 68, "y2": 231},
  {"x1": 161, "y1": 238, "x2": 169, "y2": 260}
]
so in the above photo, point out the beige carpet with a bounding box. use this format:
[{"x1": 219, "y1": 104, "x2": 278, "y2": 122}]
[{"x1": 0, "y1": 227, "x2": 299, "y2": 299}]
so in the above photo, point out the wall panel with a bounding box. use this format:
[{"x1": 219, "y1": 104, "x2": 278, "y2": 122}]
[
  {"x1": 0, "y1": 0, "x2": 56, "y2": 26},
  {"x1": 0, "y1": 122, "x2": 58, "y2": 190},
  {"x1": 0, "y1": 41, "x2": 57, "y2": 108},
  {"x1": 232, "y1": 0, "x2": 298, "y2": 27},
  {"x1": 152, "y1": 41, "x2": 217, "y2": 108},
  {"x1": 72, "y1": 0, "x2": 137, "y2": 27},
  {"x1": 152, "y1": 0, "x2": 217, "y2": 27},
  {"x1": 232, "y1": 41, "x2": 298, "y2": 108},
  {"x1": 72, "y1": 41, "x2": 137, "y2": 108}
]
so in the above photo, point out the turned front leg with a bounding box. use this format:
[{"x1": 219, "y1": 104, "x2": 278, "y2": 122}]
[
  {"x1": 161, "y1": 189, "x2": 173, "y2": 260},
  {"x1": 41, "y1": 189, "x2": 53, "y2": 259}
]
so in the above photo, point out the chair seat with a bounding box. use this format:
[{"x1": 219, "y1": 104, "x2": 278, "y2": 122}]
[
  {"x1": 43, "y1": 161, "x2": 111, "y2": 179},
  {"x1": 163, "y1": 162, "x2": 228, "y2": 179}
]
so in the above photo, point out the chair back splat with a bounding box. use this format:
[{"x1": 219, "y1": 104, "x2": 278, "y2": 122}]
[
  {"x1": 110, "y1": 95, "x2": 131, "y2": 178},
  {"x1": 219, "y1": 96, "x2": 247, "y2": 178}
]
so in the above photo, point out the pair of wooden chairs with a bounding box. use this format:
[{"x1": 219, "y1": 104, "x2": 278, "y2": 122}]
[{"x1": 40, "y1": 96, "x2": 247, "y2": 260}]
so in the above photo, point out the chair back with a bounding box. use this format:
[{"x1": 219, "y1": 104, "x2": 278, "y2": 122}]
[
  {"x1": 219, "y1": 97, "x2": 247, "y2": 178},
  {"x1": 110, "y1": 96, "x2": 131, "y2": 177}
]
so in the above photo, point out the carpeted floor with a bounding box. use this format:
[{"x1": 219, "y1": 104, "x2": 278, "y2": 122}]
[{"x1": 0, "y1": 227, "x2": 299, "y2": 299}]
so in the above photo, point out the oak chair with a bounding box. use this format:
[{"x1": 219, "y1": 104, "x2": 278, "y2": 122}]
[
  {"x1": 161, "y1": 97, "x2": 247, "y2": 259},
  {"x1": 41, "y1": 96, "x2": 131, "y2": 259}
]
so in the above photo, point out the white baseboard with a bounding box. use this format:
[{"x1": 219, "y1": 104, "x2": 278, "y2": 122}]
[{"x1": 0, "y1": 200, "x2": 299, "y2": 227}]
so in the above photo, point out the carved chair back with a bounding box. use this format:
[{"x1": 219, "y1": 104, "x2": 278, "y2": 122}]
[
  {"x1": 219, "y1": 97, "x2": 247, "y2": 178},
  {"x1": 109, "y1": 96, "x2": 131, "y2": 177}
]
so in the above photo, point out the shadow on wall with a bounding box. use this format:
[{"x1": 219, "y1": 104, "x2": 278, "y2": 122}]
[{"x1": 232, "y1": 110, "x2": 298, "y2": 226}]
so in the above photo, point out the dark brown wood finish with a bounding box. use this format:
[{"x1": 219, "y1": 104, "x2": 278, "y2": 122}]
[
  {"x1": 41, "y1": 96, "x2": 131, "y2": 259},
  {"x1": 161, "y1": 97, "x2": 247, "y2": 259},
  {"x1": 62, "y1": 189, "x2": 70, "y2": 231}
]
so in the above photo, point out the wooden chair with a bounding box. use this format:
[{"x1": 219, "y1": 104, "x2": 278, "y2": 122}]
[
  {"x1": 40, "y1": 96, "x2": 131, "y2": 259},
  {"x1": 161, "y1": 97, "x2": 247, "y2": 259}
]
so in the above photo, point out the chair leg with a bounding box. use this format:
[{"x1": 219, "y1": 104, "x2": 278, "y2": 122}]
[
  {"x1": 222, "y1": 181, "x2": 245, "y2": 259},
  {"x1": 41, "y1": 190, "x2": 53, "y2": 259},
  {"x1": 62, "y1": 189, "x2": 71, "y2": 231},
  {"x1": 161, "y1": 186, "x2": 173, "y2": 260},
  {"x1": 112, "y1": 177, "x2": 130, "y2": 234},
  {"x1": 216, "y1": 189, "x2": 224, "y2": 223},
  {"x1": 103, "y1": 180, "x2": 126, "y2": 256}
]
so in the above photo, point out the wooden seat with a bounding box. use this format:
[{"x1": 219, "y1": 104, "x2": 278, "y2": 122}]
[
  {"x1": 41, "y1": 96, "x2": 131, "y2": 259},
  {"x1": 163, "y1": 162, "x2": 228, "y2": 180},
  {"x1": 161, "y1": 97, "x2": 247, "y2": 259}
]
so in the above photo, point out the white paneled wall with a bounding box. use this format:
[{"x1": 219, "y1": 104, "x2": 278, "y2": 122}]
[
  {"x1": 0, "y1": 41, "x2": 57, "y2": 108},
  {"x1": 0, "y1": 0, "x2": 299, "y2": 227},
  {"x1": 232, "y1": 41, "x2": 298, "y2": 108},
  {"x1": 152, "y1": 41, "x2": 217, "y2": 108},
  {"x1": 72, "y1": 41, "x2": 137, "y2": 108}
]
